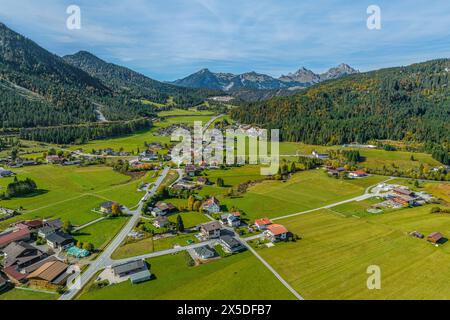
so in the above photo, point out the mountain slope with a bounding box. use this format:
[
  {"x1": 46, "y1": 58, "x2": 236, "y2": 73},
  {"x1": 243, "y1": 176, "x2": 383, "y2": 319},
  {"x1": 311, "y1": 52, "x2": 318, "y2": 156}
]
[
  {"x1": 0, "y1": 22, "x2": 112, "y2": 128},
  {"x1": 171, "y1": 65, "x2": 358, "y2": 99},
  {"x1": 231, "y1": 59, "x2": 450, "y2": 145},
  {"x1": 63, "y1": 51, "x2": 219, "y2": 107}
]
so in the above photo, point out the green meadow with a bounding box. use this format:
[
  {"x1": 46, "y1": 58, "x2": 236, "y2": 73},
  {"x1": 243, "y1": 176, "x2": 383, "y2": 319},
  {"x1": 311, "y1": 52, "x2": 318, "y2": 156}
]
[
  {"x1": 0, "y1": 288, "x2": 58, "y2": 300},
  {"x1": 79, "y1": 251, "x2": 296, "y2": 300},
  {"x1": 73, "y1": 216, "x2": 129, "y2": 249},
  {"x1": 191, "y1": 168, "x2": 387, "y2": 220}
]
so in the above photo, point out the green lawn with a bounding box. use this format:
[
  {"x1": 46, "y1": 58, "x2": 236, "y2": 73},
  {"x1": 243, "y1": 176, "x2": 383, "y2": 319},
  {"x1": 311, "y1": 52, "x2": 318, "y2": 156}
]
[
  {"x1": 209, "y1": 169, "x2": 387, "y2": 221},
  {"x1": 0, "y1": 165, "x2": 147, "y2": 230},
  {"x1": 73, "y1": 216, "x2": 129, "y2": 249},
  {"x1": 331, "y1": 197, "x2": 386, "y2": 218},
  {"x1": 111, "y1": 232, "x2": 199, "y2": 259},
  {"x1": 78, "y1": 251, "x2": 296, "y2": 300},
  {"x1": 254, "y1": 204, "x2": 450, "y2": 299},
  {"x1": 0, "y1": 288, "x2": 59, "y2": 300},
  {"x1": 167, "y1": 211, "x2": 210, "y2": 228}
]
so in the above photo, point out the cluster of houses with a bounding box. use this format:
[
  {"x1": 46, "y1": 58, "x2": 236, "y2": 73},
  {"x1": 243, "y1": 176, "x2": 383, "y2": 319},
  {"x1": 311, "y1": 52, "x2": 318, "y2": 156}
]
[
  {"x1": 0, "y1": 218, "x2": 78, "y2": 290},
  {"x1": 410, "y1": 230, "x2": 446, "y2": 245},
  {"x1": 194, "y1": 221, "x2": 245, "y2": 259},
  {"x1": 326, "y1": 166, "x2": 368, "y2": 179},
  {"x1": 373, "y1": 185, "x2": 433, "y2": 209}
]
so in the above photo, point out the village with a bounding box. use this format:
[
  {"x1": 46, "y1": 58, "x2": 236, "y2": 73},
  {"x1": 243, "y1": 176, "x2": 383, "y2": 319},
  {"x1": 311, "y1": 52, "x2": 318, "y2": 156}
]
[{"x1": 0, "y1": 114, "x2": 449, "y2": 300}]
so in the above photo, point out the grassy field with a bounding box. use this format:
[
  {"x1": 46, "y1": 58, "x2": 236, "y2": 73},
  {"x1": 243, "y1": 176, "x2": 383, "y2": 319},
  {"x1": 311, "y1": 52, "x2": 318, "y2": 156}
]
[
  {"x1": 167, "y1": 211, "x2": 210, "y2": 228},
  {"x1": 254, "y1": 204, "x2": 450, "y2": 299},
  {"x1": 0, "y1": 288, "x2": 59, "y2": 300},
  {"x1": 0, "y1": 165, "x2": 147, "y2": 230},
  {"x1": 111, "y1": 232, "x2": 199, "y2": 259},
  {"x1": 73, "y1": 216, "x2": 129, "y2": 249},
  {"x1": 79, "y1": 251, "x2": 296, "y2": 300}
]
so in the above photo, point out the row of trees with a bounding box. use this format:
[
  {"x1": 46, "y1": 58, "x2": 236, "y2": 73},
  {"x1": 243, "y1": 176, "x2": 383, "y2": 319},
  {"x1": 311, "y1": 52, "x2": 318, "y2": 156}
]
[
  {"x1": 0, "y1": 177, "x2": 37, "y2": 199},
  {"x1": 19, "y1": 118, "x2": 151, "y2": 144}
]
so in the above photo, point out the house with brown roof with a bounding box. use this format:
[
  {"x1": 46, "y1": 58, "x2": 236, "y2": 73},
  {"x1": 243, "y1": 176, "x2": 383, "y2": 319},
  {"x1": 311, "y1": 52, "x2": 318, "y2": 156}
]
[
  {"x1": 27, "y1": 260, "x2": 69, "y2": 289},
  {"x1": 2, "y1": 241, "x2": 47, "y2": 269},
  {"x1": 200, "y1": 221, "x2": 221, "y2": 239},
  {"x1": 265, "y1": 224, "x2": 289, "y2": 242},
  {"x1": 151, "y1": 202, "x2": 177, "y2": 217},
  {"x1": 254, "y1": 218, "x2": 272, "y2": 230},
  {"x1": 0, "y1": 228, "x2": 31, "y2": 249}
]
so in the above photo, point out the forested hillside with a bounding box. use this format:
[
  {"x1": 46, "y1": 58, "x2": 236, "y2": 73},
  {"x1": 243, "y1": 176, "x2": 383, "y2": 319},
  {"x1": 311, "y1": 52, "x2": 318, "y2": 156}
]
[
  {"x1": 231, "y1": 59, "x2": 450, "y2": 147},
  {"x1": 63, "y1": 51, "x2": 220, "y2": 107}
]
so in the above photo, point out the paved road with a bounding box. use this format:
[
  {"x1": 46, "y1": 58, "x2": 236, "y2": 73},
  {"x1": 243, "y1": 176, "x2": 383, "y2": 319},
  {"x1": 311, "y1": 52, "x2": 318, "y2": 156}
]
[
  {"x1": 59, "y1": 167, "x2": 170, "y2": 300},
  {"x1": 203, "y1": 114, "x2": 226, "y2": 130}
]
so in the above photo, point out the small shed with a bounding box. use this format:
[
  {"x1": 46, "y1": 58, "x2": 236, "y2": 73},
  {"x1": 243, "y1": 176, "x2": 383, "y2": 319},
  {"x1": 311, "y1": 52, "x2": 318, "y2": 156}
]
[{"x1": 427, "y1": 232, "x2": 444, "y2": 244}]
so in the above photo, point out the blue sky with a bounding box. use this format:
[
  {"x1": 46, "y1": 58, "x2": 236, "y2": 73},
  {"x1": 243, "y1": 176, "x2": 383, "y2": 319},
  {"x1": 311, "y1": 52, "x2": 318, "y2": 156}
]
[{"x1": 1, "y1": 0, "x2": 450, "y2": 80}]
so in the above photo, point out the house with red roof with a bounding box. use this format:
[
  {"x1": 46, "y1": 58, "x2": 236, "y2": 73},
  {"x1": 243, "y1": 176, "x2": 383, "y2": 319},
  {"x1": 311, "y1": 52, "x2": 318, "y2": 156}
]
[
  {"x1": 255, "y1": 218, "x2": 272, "y2": 230},
  {"x1": 0, "y1": 228, "x2": 31, "y2": 249},
  {"x1": 265, "y1": 224, "x2": 289, "y2": 242}
]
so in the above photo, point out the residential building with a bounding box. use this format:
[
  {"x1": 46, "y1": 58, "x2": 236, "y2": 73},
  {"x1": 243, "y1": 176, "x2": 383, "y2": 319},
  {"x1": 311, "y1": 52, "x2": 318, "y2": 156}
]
[
  {"x1": 0, "y1": 275, "x2": 7, "y2": 291},
  {"x1": 265, "y1": 224, "x2": 289, "y2": 242},
  {"x1": 0, "y1": 169, "x2": 14, "y2": 178},
  {"x1": 427, "y1": 232, "x2": 444, "y2": 244},
  {"x1": 197, "y1": 177, "x2": 211, "y2": 185},
  {"x1": 202, "y1": 197, "x2": 221, "y2": 213},
  {"x1": 193, "y1": 245, "x2": 216, "y2": 259},
  {"x1": 348, "y1": 171, "x2": 368, "y2": 178},
  {"x1": 153, "y1": 216, "x2": 169, "y2": 228},
  {"x1": 46, "y1": 155, "x2": 65, "y2": 164},
  {"x1": 112, "y1": 259, "x2": 151, "y2": 284},
  {"x1": 100, "y1": 201, "x2": 120, "y2": 214},
  {"x1": 312, "y1": 150, "x2": 329, "y2": 160},
  {"x1": 46, "y1": 232, "x2": 74, "y2": 250},
  {"x1": 255, "y1": 218, "x2": 272, "y2": 230},
  {"x1": 151, "y1": 202, "x2": 177, "y2": 217},
  {"x1": 2, "y1": 241, "x2": 47, "y2": 269},
  {"x1": 220, "y1": 213, "x2": 241, "y2": 228},
  {"x1": 185, "y1": 165, "x2": 198, "y2": 177},
  {"x1": 26, "y1": 260, "x2": 69, "y2": 289},
  {"x1": 220, "y1": 235, "x2": 245, "y2": 253},
  {"x1": 200, "y1": 221, "x2": 221, "y2": 239}
]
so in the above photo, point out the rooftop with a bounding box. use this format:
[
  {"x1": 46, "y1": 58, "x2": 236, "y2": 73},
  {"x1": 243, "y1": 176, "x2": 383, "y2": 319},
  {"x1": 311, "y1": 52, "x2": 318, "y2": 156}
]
[{"x1": 267, "y1": 224, "x2": 289, "y2": 236}]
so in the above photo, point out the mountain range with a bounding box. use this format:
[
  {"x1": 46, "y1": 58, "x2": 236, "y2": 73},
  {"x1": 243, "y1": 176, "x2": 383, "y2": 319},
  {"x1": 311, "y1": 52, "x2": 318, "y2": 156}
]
[
  {"x1": 0, "y1": 21, "x2": 218, "y2": 129},
  {"x1": 171, "y1": 64, "x2": 359, "y2": 91}
]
